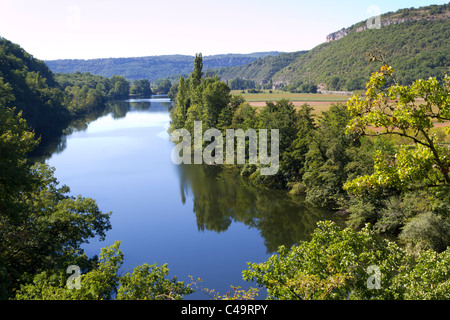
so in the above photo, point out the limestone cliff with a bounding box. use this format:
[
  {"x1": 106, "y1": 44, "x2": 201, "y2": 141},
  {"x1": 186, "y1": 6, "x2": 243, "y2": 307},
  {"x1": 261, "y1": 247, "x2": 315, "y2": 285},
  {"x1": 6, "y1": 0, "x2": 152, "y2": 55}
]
[{"x1": 326, "y1": 4, "x2": 450, "y2": 42}]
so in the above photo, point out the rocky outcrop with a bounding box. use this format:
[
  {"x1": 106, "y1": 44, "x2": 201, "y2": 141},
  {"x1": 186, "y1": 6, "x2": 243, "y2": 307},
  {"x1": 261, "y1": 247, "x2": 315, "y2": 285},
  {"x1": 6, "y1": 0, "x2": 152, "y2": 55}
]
[
  {"x1": 326, "y1": 29, "x2": 349, "y2": 42},
  {"x1": 326, "y1": 13, "x2": 449, "y2": 42}
]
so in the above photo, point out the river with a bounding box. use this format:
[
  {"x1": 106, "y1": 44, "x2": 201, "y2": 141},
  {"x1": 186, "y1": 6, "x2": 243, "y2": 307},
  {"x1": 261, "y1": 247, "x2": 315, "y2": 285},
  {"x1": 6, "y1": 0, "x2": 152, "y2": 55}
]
[{"x1": 40, "y1": 97, "x2": 330, "y2": 299}]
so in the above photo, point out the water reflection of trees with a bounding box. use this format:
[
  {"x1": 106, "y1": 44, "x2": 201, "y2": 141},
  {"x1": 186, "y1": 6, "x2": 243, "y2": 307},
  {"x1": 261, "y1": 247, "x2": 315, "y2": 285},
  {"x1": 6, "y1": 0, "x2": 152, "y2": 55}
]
[
  {"x1": 31, "y1": 106, "x2": 108, "y2": 162},
  {"x1": 32, "y1": 98, "x2": 172, "y2": 162},
  {"x1": 177, "y1": 164, "x2": 331, "y2": 253}
]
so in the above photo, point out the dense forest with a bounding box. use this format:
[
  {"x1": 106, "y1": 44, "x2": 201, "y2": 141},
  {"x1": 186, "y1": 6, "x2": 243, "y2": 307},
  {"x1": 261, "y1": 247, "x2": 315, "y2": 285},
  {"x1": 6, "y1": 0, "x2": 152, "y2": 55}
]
[
  {"x1": 214, "y1": 51, "x2": 307, "y2": 88},
  {"x1": 45, "y1": 52, "x2": 282, "y2": 82}
]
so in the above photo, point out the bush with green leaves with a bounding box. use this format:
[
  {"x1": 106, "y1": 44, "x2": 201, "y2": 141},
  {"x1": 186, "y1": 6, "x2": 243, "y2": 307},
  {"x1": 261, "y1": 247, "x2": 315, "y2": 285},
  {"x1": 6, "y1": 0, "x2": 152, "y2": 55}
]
[
  {"x1": 243, "y1": 220, "x2": 450, "y2": 300},
  {"x1": 14, "y1": 241, "x2": 193, "y2": 300}
]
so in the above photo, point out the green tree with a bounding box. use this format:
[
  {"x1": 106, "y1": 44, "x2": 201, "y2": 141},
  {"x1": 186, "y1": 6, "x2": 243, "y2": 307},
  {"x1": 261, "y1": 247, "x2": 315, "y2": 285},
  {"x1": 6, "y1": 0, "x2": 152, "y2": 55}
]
[
  {"x1": 231, "y1": 102, "x2": 257, "y2": 130},
  {"x1": 243, "y1": 221, "x2": 406, "y2": 300},
  {"x1": 342, "y1": 64, "x2": 450, "y2": 251},
  {"x1": 217, "y1": 105, "x2": 233, "y2": 131},
  {"x1": 229, "y1": 94, "x2": 246, "y2": 112},
  {"x1": 170, "y1": 77, "x2": 190, "y2": 131},
  {"x1": 201, "y1": 77, "x2": 231, "y2": 128},
  {"x1": 0, "y1": 106, "x2": 39, "y2": 224},
  {"x1": 131, "y1": 79, "x2": 152, "y2": 97},
  {"x1": 109, "y1": 75, "x2": 130, "y2": 100},
  {"x1": 167, "y1": 81, "x2": 179, "y2": 101},
  {"x1": 155, "y1": 79, "x2": 172, "y2": 95},
  {"x1": 246, "y1": 99, "x2": 299, "y2": 188},
  {"x1": 344, "y1": 65, "x2": 450, "y2": 195},
  {"x1": 243, "y1": 220, "x2": 450, "y2": 300},
  {"x1": 14, "y1": 241, "x2": 193, "y2": 300},
  {"x1": 191, "y1": 53, "x2": 203, "y2": 89},
  {"x1": 302, "y1": 104, "x2": 360, "y2": 209},
  {"x1": 257, "y1": 99, "x2": 298, "y2": 153},
  {"x1": 170, "y1": 59, "x2": 231, "y2": 133},
  {"x1": 283, "y1": 104, "x2": 316, "y2": 184},
  {"x1": 0, "y1": 107, "x2": 111, "y2": 298}
]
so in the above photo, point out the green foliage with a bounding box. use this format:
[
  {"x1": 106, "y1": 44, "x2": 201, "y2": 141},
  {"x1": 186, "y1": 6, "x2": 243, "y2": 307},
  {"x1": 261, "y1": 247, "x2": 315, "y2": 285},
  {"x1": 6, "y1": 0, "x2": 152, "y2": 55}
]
[
  {"x1": 0, "y1": 106, "x2": 39, "y2": 223},
  {"x1": 393, "y1": 248, "x2": 450, "y2": 300},
  {"x1": 243, "y1": 220, "x2": 406, "y2": 300},
  {"x1": 169, "y1": 59, "x2": 378, "y2": 206},
  {"x1": 130, "y1": 79, "x2": 152, "y2": 97},
  {"x1": 154, "y1": 79, "x2": 171, "y2": 95},
  {"x1": 280, "y1": 79, "x2": 318, "y2": 93},
  {"x1": 250, "y1": 99, "x2": 301, "y2": 188},
  {"x1": 117, "y1": 261, "x2": 193, "y2": 300},
  {"x1": 45, "y1": 52, "x2": 281, "y2": 82},
  {"x1": 0, "y1": 37, "x2": 135, "y2": 145},
  {"x1": 167, "y1": 80, "x2": 179, "y2": 100},
  {"x1": 191, "y1": 53, "x2": 203, "y2": 89},
  {"x1": 200, "y1": 78, "x2": 231, "y2": 128},
  {"x1": 109, "y1": 75, "x2": 130, "y2": 100},
  {"x1": 301, "y1": 104, "x2": 362, "y2": 209},
  {"x1": 0, "y1": 106, "x2": 111, "y2": 298},
  {"x1": 215, "y1": 51, "x2": 307, "y2": 87},
  {"x1": 1, "y1": 97, "x2": 194, "y2": 301},
  {"x1": 188, "y1": 276, "x2": 259, "y2": 300},
  {"x1": 169, "y1": 54, "x2": 231, "y2": 132},
  {"x1": 344, "y1": 65, "x2": 450, "y2": 195},
  {"x1": 243, "y1": 220, "x2": 450, "y2": 300},
  {"x1": 1, "y1": 162, "x2": 112, "y2": 298},
  {"x1": 274, "y1": 13, "x2": 449, "y2": 90},
  {"x1": 14, "y1": 241, "x2": 193, "y2": 300},
  {"x1": 341, "y1": 63, "x2": 450, "y2": 253},
  {"x1": 400, "y1": 211, "x2": 450, "y2": 253},
  {"x1": 212, "y1": 5, "x2": 450, "y2": 92},
  {"x1": 228, "y1": 78, "x2": 256, "y2": 90},
  {"x1": 0, "y1": 38, "x2": 70, "y2": 140},
  {"x1": 231, "y1": 102, "x2": 257, "y2": 130}
]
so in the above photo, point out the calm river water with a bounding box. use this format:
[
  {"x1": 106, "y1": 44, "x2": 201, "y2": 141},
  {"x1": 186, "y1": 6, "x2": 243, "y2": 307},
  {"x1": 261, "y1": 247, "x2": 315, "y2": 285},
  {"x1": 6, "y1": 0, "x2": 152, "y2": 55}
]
[{"x1": 40, "y1": 97, "x2": 329, "y2": 299}]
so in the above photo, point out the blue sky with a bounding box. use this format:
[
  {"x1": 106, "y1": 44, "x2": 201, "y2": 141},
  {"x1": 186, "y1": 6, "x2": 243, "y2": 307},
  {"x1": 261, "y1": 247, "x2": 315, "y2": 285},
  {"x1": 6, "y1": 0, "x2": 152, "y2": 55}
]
[{"x1": 0, "y1": 0, "x2": 447, "y2": 60}]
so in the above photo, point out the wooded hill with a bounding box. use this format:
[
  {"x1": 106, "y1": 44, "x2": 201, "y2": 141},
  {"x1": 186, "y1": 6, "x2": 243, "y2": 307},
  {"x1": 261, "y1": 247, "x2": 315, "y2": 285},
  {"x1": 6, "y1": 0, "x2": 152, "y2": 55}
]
[
  {"x1": 0, "y1": 36, "x2": 132, "y2": 143},
  {"x1": 213, "y1": 51, "x2": 308, "y2": 88},
  {"x1": 215, "y1": 3, "x2": 450, "y2": 91},
  {"x1": 45, "y1": 52, "x2": 282, "y2": 82}
]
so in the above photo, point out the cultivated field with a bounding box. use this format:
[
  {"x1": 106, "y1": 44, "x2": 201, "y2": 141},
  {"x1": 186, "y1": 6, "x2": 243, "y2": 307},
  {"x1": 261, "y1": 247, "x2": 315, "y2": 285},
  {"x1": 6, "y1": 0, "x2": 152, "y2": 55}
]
[{"x1": 232, "y1": 90, "x2": 353, "y2": 115}]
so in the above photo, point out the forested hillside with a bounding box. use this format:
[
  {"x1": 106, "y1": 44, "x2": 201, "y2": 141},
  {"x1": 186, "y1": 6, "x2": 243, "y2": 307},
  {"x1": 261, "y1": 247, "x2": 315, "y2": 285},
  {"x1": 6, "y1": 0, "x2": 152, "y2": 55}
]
[
  {"x1": 45, "y1": 52, "x2": 282, "y2": 82},
  {"x1": 212, "y1": 3, "x2": 449, "y2": 91},
  {"x1": 213, "y1": 51, "x2": 307, "y2": 87},
  {"x1": 0, "y1": 37, "x2": 131, "y2": 143},
  {"x1": 273, "y1": 16, "x2": 450, "y2": 90},
  {"x1": 0, "y1": 37, "x2": 70, "y2": 140}
]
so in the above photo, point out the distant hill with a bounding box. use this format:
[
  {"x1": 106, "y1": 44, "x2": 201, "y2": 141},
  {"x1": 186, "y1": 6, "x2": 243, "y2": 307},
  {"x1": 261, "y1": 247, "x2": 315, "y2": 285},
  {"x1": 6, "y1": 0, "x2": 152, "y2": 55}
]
[
  {"x1": 45, "y1": 52, "x2": 282, "y2": 82},
  {"x1": 213, "y1": 3, "x2": 450, "y2": 91},
  {"x1": 213, "y1": 51, "x2": 307, "y2": 86}
]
